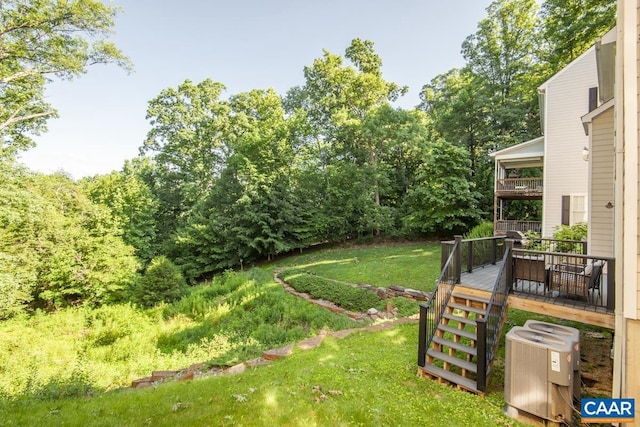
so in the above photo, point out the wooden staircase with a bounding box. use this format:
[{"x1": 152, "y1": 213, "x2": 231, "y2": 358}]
[{"x1": 417, "y1": 291, "x2": 489, "y2": 394}]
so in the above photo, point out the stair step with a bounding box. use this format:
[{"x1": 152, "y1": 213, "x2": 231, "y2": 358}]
[
  {"x1": 438, "y1": 324, "x2": 477, "y2": 341},
  {"x1": 452, "y1": 292, "x2": 490, "y2": 305},
  {"x1": 418, "y1": 363, "x2": 479, "y2": 393},
  {"x1": 447, "y1": 302, "x2": 487, "y2": 316},
  {"x1": 427, "y1": 349, "x2": 478, "y2": 373},
  {"x1": 443, "y1": 312, "x2": 477, "y2": 327},
  {"x1": 432, "y1": 336, "x2": 477, "y2": 357}
]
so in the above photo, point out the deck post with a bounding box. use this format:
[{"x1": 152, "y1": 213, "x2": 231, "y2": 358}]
[
  {"x1": 455, "y1": 235, "x2": 463, "y2": 284},
  {"x1": 492, "y1": 238, "x2": 498, "y2": 265},
  {"x1": 467, "y1": 240, "x2": 474, "y2": 273},
  {"x1": 505, "y1": 239, "x2": 514, "y2": 291},
  {"x1": 417, "y1": 304, "x2": 428, "y2": 367},
  {"x1": 607, "y1": 258, "x2": 615, "y2": 312},
  {"x1": 476, "y1": 317, "x2": 487, "y2": 393},
  {"x1": 441, "y1": 242, "x2": 448, "y2": 271}
]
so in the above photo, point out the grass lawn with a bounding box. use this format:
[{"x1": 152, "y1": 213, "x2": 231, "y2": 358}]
[
  {"x1": 1, "y1": 242, "x2": 612, "y2": 426},
  {"x1": 1, "y1": 322, "x2": 525, "y2": 427},
  {"x1": 271, "y1": 242, "x2": 442, "y2": 292}
]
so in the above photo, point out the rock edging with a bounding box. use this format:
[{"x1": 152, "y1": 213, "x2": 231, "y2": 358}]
[{"x1": 131, "y1": 315, "x2": 418, "y2": 389}]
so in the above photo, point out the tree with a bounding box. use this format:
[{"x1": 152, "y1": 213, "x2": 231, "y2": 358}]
[
  {"x1": 80, "y1": 160, "x2": 159, "y2": 265},
  {"x1": 0, "y1": 0, "x2": 131, "y2": 159},
  {"x1": 403, "y1": 140, "x2": 481, "y2": 234},
  {"x1": 540, "y1": 0, "x2": 616, "y2": 72},
  {"x1": 132, "y1": 256, "x2": 186, "y2": 307},
  {"x1": 142, "y1": 79, "x2": 231, "y2": 207},
  {"x1": 0, "y1": 164, "x2": 139, "y2": 312},
  {"x1": 286, "y1": 39, "x2": 408, "y2": 237}
]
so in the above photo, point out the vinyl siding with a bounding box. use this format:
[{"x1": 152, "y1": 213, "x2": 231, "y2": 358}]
[
  {"x1": 589, "y1": 107, "x2": 615, "y2": 257},
  {"x1": 542, "y1": 49, "x2": 596, "y2": 237}
]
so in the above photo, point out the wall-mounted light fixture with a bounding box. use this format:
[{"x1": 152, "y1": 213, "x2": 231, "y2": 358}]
[
  {"x1": 605, "y1": 201, "x2": 614, "y2": 209},
  {"x1": 582, "y1": 146, "x2": 590, "y2": 161}
]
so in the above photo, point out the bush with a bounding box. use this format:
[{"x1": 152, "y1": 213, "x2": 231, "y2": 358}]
[
  {"x1": 552, "y1": 223, "x2": 588, "y2": 253},
  {"x1": 463, "y1": 221, "x2": 494, "y2": 239},
  {"x1": 281, "y1": 270, "x2": 381, "y2": 312},
  {"x1": 132, "y1": 256, "x2": 187, "y2": 307}
]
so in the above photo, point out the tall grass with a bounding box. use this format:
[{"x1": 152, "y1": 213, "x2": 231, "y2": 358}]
[
  {"x1": 1, "y1": 323, "x2": 524, "y2": 427},
  {"x1": 0, "y1": 269, "x2": 359, "y2": 401}
]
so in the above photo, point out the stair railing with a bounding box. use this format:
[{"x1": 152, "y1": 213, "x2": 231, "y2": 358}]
[
  {"x1": 476, "y1": 240, "x2": 513, "y2": 392},
  {"x1": 418, "y1": 236, "x2": 461, "y2": 368}
]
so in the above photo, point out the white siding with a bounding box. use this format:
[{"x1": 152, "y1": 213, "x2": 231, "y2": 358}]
[
  {"x1": 589, "y1": 107, "x2": 615, "y2": 257},
  {"x1": 542, "y1": 48, "x2": 597, "y2": 237}
]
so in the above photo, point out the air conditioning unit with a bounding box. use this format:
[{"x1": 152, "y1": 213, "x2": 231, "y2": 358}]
[
  {"x1": 524, "y1": 320, "x2": 580, "y2": 402},
  {"x1": 505, "y1": 327, "x2": 573, "y2": 423}
]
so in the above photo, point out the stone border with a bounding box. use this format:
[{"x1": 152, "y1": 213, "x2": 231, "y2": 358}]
[
  {"x1": 131, "y1": 269, "x2": 429, "y2": 389},
  {"x1": 131, "y1": 316, "x2": 418, "y2": 389}
]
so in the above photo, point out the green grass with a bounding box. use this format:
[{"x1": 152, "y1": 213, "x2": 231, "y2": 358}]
[
  {"x1": 0, "y1": 323, "x2": 525, "y2": 426},
  {"x1": 272, "y1": 242, "x2": 442, "y2": 292},
  {"x1": 0, "y1": 269, "x2": 360, "y2": 401}
]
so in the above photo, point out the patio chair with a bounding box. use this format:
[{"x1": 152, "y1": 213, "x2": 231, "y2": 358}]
[
  {"x1": 587, "y1": 261, "x2": 604, "y2": 305},
  {"x1": 549, "y1": 260, "x2": 604, "y2": 304}
]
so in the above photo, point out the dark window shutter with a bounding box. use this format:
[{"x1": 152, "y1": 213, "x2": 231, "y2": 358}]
[
  {"x1": 561, "y1": 195, "x2": 570, "y2": 225},
  {"x1": 589, "y1": 87, "x2": 598, "y2": 112}
]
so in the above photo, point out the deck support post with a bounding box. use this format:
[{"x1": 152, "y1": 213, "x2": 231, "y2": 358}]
[
  {"x1": 476, "y1": 317, "x2": 487, "y2": 393},
  {"x1": 455, "y1": 235, "x2": 463, "y2": 284},
  {"x1": 607, "y1": 258, "x2": 615, "y2": 311},
  {"x1": 505, "y1": 240, "x2": 514, "y2": 291},
  {"x1": 417, "y1": 304, "x2": 428, "y2": 367}
]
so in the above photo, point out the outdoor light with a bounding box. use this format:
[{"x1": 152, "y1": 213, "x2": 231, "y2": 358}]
[
  {"x1": 582, "y1": 146, "x2": 590, "y2": 161},
  {"x1": 605, "y1": 201, "x2": 614, "y2": 209}
]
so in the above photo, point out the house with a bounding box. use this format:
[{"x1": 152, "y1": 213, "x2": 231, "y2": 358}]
[
  {"x1": 490, "y1": 45, "x2": 599, "y2": 239},
  {"x1": 419, "y1": 2, "x2": 640, "y2": 421}
]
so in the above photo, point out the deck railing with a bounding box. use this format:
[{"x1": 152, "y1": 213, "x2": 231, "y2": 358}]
[
  {"x1": 495, "y1": 220, "x2": 542, "y2": 235},
  {"x1": 496, "y1": 178, "x2": 543, "y2": 193},
  {"x1": 441, "y1": 236, "x2": 505, "y2": 273},
  {"x1": 418, "y1": 238, "x2": 461, "y2": 368},
  {"x1": 476, "y1": 243, "x2": 512, "y2": 392},
  {"x1": 509, "y1": 247, "x2": 614, "y2": 312}
]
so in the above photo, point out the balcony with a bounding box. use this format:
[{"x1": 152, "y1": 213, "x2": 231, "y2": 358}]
[
  {"x1": 495, "y1": 220, "x2": 542, "y2": 235},
  {"x1": 495, "y1": 178, "x2": 543, "y2": 199}
]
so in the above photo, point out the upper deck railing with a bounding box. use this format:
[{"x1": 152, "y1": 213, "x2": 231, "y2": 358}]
[{"x1": 496, "y1": 178, "x2": 543, "y2": 195}]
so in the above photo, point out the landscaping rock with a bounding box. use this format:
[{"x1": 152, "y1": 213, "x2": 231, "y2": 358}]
[
  {"x1": 366, "y1": 308, "x2": 378, "y2": 316},
  {"x1": 151, "y1": 370, "x2": 178, "y2": 381},
  {"x1": 131, "y1": 377, "x2": 155, "y2": 388},
  {"x1": 388, "y1": 285, "x2": 405, "y2": 292},
  {"x1": 297, "y1": 332, "x2": 326, "y2": 350},
  {"x1": 263, "y1": 344, "x2": 294, "y2": 361},
  {"x1": 223, "y1": 363, "x2": 246, "y2": 375},
  {"x1": 177, "y1": 371, "x2": 194, "y2": 381},
  {"x1": 245, "y1": 357, "x2": 270, "y2": 368}
]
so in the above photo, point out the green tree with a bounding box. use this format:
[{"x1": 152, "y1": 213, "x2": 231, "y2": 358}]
[
  {"x1": 540, "y1": 0, "x2": 616, "y2": 72},
  {"x1": 142, "y1": 79, "x2": 231, "y2": 208},
  {"x1": 0, "y1": 163, "x2": 139, "y2": 313},
  {"x1": 403, "y1": 140, "x2": 481, "y2": 234},
  {"x1": 286, "y1": 39, "x2": 408, "y2": 237},
  {"x1": 80, "y1": 160, "x2": 159, "y2": 265},
  {"x1": 132, "y1": 256, "x2": 186, "y2": 307},
  {"x1": 173, "y1": 89, "x2": 307, "y2": 278},
  {"x1": 0, "y1": 0, "x2": 130, "y2": 159}
]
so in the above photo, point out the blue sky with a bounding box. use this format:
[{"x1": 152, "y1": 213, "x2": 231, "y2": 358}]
[{"x1": 19, "y1": 0, "x2": 493, "y2": 179}]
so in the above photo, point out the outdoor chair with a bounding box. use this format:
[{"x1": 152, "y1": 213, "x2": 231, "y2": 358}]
[{"x1": 549, "y1": 260, "x2": 604, "y2": 304}]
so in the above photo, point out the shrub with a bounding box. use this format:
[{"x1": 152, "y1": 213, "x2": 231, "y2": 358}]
[
  {"x1": 463, "y1": 221, "x2": 494, "y2": 239},
  {"x1": 552, "y1": 222, "x2": 588, "y2": 253},
  {"x1": 281, "y1": 270, "x2": 381, "y2": 312},
  {"x1": 132, "y1": 256, "x2": 187, "y2": 307}
]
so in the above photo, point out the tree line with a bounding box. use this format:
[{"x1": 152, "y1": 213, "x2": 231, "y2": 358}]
[{"x1": 0, "y1": 0, "x2": 615, "y2": 317}]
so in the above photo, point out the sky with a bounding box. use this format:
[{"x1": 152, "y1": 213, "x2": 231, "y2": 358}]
[{"x1": 18, "y1": 0, "x2": 494, "y2": 179}]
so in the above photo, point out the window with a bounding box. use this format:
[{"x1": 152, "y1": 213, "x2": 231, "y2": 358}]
[{"x1": 562, "y1": 194, "x2": 587, "y2": 226}]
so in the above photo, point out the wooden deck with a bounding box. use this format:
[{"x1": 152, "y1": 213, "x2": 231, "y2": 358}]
[{"x1": 459, "y1": 262, "x2": 614, "y2": 329}]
